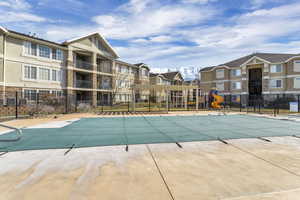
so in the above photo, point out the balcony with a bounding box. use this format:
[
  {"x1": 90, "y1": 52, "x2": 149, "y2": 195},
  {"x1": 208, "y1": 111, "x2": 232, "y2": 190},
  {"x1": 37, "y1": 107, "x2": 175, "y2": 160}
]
[
  {"x1": 75, "y1": 80, "x2": 92, "y2": 89},
  {"x1": 75, "y1": 60, "x2": 93, "y2": 70},
  {"x1": 98, "y1": 85, "x2": 112, "y2": 90},
  {"x1": 97, "y1": 62, "x2": 112, "y2": 74}
]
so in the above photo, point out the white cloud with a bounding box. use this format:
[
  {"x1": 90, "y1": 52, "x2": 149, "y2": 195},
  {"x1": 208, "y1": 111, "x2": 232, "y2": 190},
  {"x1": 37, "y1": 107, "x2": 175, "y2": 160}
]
[
  {"x1": 118, "y1": 0, "x2": 155, "y2": 13},
  {"x1": 182, "y1": 0, "x2": 217, "y2": 4},
  {"x1": 149, "y1": 35, "x2": 176, "y2": 43},
  {"x1": 0, "y1": 0, "x2": 46, "y2": 23},
  {"x1": 10, "y1": 0, "x2": 300, "y2": 77},
  {"x1": 250, "y1": 0, "x2": 285, "y2": 9},
  {"x1": 0, "y1": 0, "x2": 31, "y2": 10},
  {"x1": 0, "y1": 12, "x2": 46, "y2": 22}
]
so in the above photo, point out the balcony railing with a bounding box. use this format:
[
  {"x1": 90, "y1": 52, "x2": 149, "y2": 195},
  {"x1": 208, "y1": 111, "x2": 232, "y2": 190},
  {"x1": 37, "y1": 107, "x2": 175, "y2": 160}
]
[
  {"x1": 75, "y1": 80, "x2": 92, "y2": 88},
  {"x1": 97, "y1": 63, "x2": 112, "y2": 74},
  {"x1": 98, "y1": 85, "x2": 113, "y2": 90},
  {"x1": 75, "y1": 60, "x2": 93, "y2": 70}
]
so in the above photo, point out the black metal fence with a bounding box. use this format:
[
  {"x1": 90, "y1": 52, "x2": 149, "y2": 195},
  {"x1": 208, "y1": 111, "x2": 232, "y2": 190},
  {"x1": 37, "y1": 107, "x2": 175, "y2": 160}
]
[{"x1": 1, "y1": 91, "x2": 300, "y2": 121}]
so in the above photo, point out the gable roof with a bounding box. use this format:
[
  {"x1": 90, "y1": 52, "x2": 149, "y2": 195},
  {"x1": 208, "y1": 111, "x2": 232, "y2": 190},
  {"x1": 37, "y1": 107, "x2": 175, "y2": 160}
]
[
  {"x1": 161, "y1": 71, "x2": 183, "y2": 81},
  {"x1": 63, "y1": 32, "x2": 119, "y2": 58},
  {"x1": 199, "y1": 66, "x2": 215, "y2": 72},
  {"x1": 224, "y1": 53, "x2": 299, "y2": 67},
  {"x1": 150, "y1": 73, "x2": 170, "y2": 80},
  {"x1": 0, "y1": 26, "x2": 8, "y2": 33},
  {"x1": 134, "y1": 63, "x2": 150, "y2": 71},
  {"x1": 115, "y1": 60, "x2": 138, "y2": 68},
  {"x1": 200, "y1": 52, "x2": 300, "y2": 73}
]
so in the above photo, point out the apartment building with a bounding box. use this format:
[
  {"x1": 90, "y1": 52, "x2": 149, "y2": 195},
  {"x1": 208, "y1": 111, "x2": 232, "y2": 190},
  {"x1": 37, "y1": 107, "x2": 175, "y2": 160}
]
[
  {"x1": 199, "y1": 53, "x2": 300, "y2": 102},
  {"x1": 150, "y1": 73, "x2": 171, "y2": 102},
  {"x1": 0, "y1": 27, "x2": 66, "y2": 101},
  {"x1": 149, "y1": 71, "x2": 184, "y2": 105},
  {"x1": 63, "y1": 32, "x2": 118, "y2": 106},
  {"x1": 0, "y1": 27, "x2": 153, "y2": 106},
  {"x1": 114, "y1": 60, "x2": 139, "y2": 103},
  {"x1": 134, "y1": 63, "x2": 150, "y2": 101}
]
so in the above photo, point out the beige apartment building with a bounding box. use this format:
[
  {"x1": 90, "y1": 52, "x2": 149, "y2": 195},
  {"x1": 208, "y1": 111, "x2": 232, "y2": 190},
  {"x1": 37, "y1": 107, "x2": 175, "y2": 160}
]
[
  {"x1": 0, "y1": 27, "x2": 66, "y2": 101},
  {"x1": 199, "y1": 53, "x2": 300, "y2": 102},
  {"x1": 149, "y1": 71, "x2": 184, "y2": 105},
  {"x1": 150, "y1": 73, "x2": 171, "y2": 102},
  {"x1": 0, "y1": 27, "x2": 151, "y2": 106}
]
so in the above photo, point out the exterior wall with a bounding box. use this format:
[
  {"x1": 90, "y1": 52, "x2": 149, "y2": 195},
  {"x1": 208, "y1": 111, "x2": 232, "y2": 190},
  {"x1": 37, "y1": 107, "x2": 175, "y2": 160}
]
[
  {"x1": 137, "y1": 67, "x2": 150, "y2": 100},
  {"x1": 114, "y1": 61, "x2": 137, "y2": 103},
  {"x1": 66, "y1": 35, "x2": 117, "y2": 106},
  {"x1": 0, "y1": 34, "x2": 4, "y2": 55},
  {"x1": 199, "y1": 57, "x2": 300, "y2": 95},
  {"x1": 0, "y1": 58, "x2": 3, "y2": 82},
  {"x1": 4, "y1": 36, "x2": 66, "y2": 91}
]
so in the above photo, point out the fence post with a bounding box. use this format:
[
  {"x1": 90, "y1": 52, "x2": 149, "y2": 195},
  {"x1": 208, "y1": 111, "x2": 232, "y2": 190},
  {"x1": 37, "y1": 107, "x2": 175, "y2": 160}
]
[
  {"x1": 36, "y1": 92, "x2": 39, "y2": 115},
  {"x1": 128, "y1": 101, "x2": 130, "y2": 112},
  {"x1": 64, "y1": 94, "x2": 68, "y2": 114},
  {"x1": 15, "y1": 91, "x2": 18, "y2": 119},
  {"x1": 298, "y1": 95, "x2": 300, "y2": 113},
  {"x1": 239, "y1": 94, "x2": 242, "y2": 112},
  {"x1": 148, "y1": 94, "x2": 151, "y2": 112}
]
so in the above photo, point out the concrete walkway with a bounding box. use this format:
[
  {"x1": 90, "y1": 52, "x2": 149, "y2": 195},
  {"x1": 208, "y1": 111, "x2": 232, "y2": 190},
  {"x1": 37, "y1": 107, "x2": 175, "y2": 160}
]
[{"x1": 1, "y1": 136, "x2": 300, "y2": 199}]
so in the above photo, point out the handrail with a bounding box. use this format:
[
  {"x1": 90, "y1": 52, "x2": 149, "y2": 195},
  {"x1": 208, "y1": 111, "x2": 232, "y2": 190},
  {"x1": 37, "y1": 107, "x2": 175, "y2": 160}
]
[{"x1": 0, "y1": 124, "x2": 22, "y2": 142}]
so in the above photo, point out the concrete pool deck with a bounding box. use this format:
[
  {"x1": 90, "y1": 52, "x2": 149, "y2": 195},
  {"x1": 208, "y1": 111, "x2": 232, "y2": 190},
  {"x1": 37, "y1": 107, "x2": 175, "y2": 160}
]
[{"x1": 1, "y1": 112, "x2": 300, "y2": 199}]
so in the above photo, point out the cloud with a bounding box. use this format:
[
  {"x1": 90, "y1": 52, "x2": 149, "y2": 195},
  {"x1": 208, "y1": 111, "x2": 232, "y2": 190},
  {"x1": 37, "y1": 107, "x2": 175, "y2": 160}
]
[
  {"x1": 0, "y1": 0, "x2": 46, "y2": 23},
  {"x1": 182, "y1": 0, "x2": 217, "y2": 4},
  {"x1": 90, "y1": 4, "x2": 216, "y2": 40},
  {"x1": 0, "y1": 0, "x2": 31, "y2": 10},
  {"x1": 0, "y1": 12, "x2": 46, "y2": 22}
]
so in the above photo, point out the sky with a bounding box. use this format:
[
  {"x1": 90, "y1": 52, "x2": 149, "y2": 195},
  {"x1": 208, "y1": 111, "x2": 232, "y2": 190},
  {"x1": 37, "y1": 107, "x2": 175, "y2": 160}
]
[{"x1": 1, "y1": 0, "x2": 300, "y2": 79}]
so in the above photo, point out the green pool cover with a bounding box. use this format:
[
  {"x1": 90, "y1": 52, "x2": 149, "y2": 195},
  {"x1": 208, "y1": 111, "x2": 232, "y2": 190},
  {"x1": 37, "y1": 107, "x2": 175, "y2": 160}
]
[{"x1": 1, "y1": 115, "x2": 300, "y2": 152}]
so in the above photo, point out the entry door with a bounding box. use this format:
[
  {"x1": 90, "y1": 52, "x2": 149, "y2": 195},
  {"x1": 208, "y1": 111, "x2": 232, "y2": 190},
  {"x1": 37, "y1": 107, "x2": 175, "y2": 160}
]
[{"x1": 248, "y1": 68, "x2": 262, "y2": 100}]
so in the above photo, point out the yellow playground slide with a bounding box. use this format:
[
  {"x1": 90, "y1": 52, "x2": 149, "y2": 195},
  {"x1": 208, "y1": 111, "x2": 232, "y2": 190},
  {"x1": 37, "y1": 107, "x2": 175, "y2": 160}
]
[{"x1": 211, "y1": 93, "x2": 224, "y2": 109}]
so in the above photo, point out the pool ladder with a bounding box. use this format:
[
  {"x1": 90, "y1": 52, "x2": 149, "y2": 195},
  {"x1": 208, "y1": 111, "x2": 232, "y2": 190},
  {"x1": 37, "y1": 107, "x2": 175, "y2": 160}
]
[{"x1": 0, "y1": 124, "x2": 22, "y2": 142}]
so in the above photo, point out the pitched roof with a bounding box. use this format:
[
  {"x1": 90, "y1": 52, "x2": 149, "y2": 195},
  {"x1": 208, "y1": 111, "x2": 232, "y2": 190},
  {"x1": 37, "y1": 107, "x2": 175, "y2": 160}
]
[
  {"x1": 63, "y1": 32, "x2": 119, "y2": 58},
  {"x1": 115, "y1": 60, "x2": 138, "y2": 68},
  {"x1": 199, "y1": 66, "x2": 215, "y2": 72},
  {"x1": 134, "y1": 63, "x2": 150, "y2": 71},
  {"x1": 161, "y1": 71, "x2": 184, "y2": 80},
  {"x1": 224, "y1": 53, "x2": 299, "y2": 67},
  {"x1": 6, "y1": 29, "x2": 65, "y2": 47}
]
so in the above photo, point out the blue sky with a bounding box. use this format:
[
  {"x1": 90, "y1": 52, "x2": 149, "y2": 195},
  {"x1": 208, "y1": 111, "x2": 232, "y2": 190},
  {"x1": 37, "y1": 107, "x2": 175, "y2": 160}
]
[{"x1": 1, "y1": 0, "x2": 300, "y2": 76}]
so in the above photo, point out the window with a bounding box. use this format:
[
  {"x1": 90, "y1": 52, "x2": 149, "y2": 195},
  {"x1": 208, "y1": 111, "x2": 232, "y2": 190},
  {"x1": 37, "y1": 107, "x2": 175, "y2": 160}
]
[
  {"x1": 39, "y1": 68, "x2": 50, "y2": 80},
  {"x1": 294, "y1": 60, "x2": 300, "y2": 72},
  {"x1": 142, "y1": 69, "x2": 149, "y2": 77},
  {"x1": 24, "y1": 65, "x2": 37, "y2": 80},
  {"x1": 51, "y1": 69, "x2": 62, "y2": 81},
  {"x1": 231, "y1": 81, "x2": 241, "y2": 90},
  {"x1": 270, "y1": 64, "x2": 282, "y2": 73},
  {"x1": 216, "y1": 82, "x2": 224, "y2": 91},
  {"x1": 216, "y1": 69, "x2": 224, "y2": 79},
  {"x1": 294, "y1": 78, "x2": 300, "y2": 88},
  {"x1": 52, "y1": 90, "x2": 62, "y2": 97},
  {"x1": 24, "y1": 41, "x2": 37, "y2": 56},
  {"x1": 269, "y1": 79, "x2": 282, "y2": 88},
  {"x1": 24, "y1": 89, "x2": 37, "y2": 101},
  {"x1": 39, "y1": 90, "x2": 50, "y2": 97},
  {"x1": 39, "y1": 45, "x2": 51, "y2": 58},
  {"x1": 52, "y1": 49, "x2": 63, "y2": 60},
  {"x1": 52, "y1": 69, "x2": 58, "y2": 81},
  {"x1": 231, "y1": 69, "x2": 241, "y2": 77}
]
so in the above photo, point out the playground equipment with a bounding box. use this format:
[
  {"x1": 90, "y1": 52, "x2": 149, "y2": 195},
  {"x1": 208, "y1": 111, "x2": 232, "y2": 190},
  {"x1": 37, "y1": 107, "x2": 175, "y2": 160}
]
[{"x1": 209, "y1": 89, "x2": 224, "y2": 109}]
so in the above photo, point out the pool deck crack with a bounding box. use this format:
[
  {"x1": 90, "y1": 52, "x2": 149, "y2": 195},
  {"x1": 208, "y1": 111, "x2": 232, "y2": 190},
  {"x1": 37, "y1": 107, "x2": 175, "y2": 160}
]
[
  {"x1": 229, "y1": 143, "x2": 300, "y2": 178},
  {"x1": 146, "y1": 144, "x2": 175, "y2": 200}
]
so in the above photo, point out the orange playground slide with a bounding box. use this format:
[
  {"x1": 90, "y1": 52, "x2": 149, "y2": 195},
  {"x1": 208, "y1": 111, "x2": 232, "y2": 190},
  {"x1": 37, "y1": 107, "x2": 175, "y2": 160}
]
[{"x1": 211, "y1": 93, "x2": 224, "y2": 109}]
